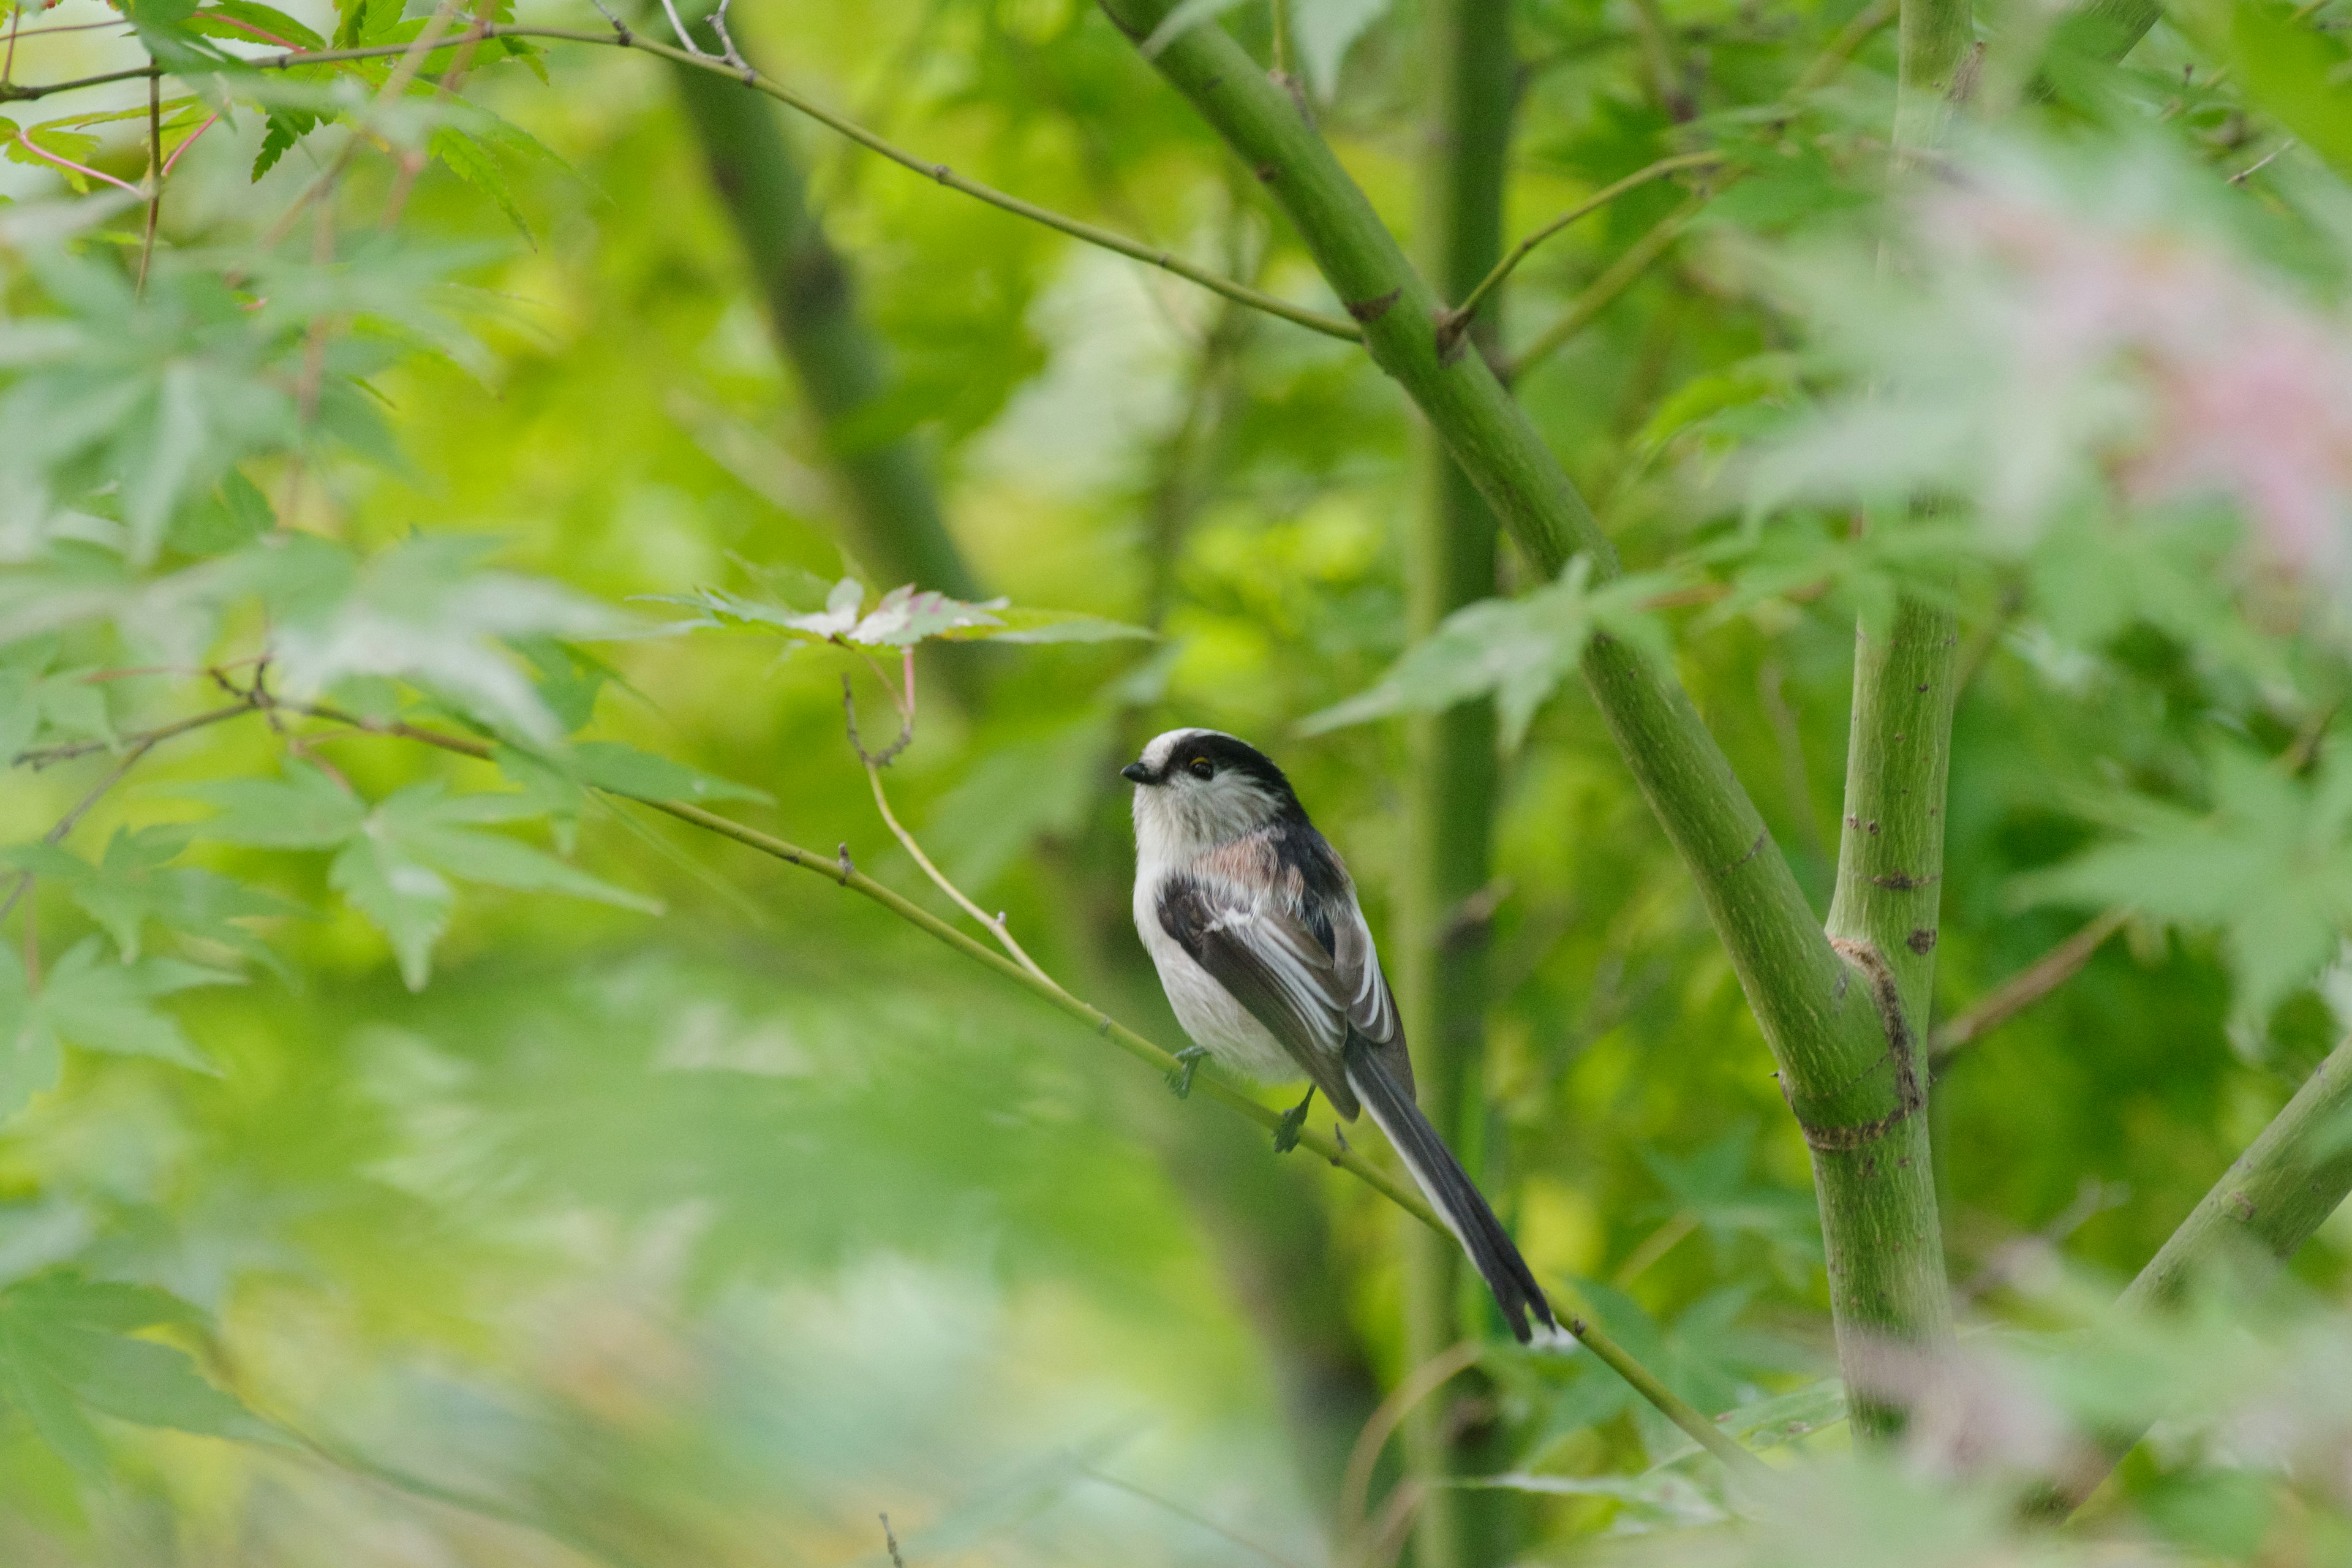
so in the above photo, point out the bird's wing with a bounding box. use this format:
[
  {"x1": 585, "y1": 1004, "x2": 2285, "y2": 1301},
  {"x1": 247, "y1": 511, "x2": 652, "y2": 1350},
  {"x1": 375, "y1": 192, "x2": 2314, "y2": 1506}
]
[
  {"x1": 1327, "y1": 891, "x2": 1414, "y2": 1103},
  {"x1": 1156, "y1": 870, "x2": 1360, "y2": 1117}
]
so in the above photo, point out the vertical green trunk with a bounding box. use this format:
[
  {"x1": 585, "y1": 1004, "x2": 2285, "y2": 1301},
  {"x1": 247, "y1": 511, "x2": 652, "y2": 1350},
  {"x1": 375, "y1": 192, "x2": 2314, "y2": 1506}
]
[
  {"x1": 1398, "y1": 1, "x2": 1513, "y2": 1561},
  {"x1": 1809, "y1": 0, "x2": 1975, "y2": 1438},
  {"x1": 1819, "y1": 597, "x2": 1958, "y2": 1436}
]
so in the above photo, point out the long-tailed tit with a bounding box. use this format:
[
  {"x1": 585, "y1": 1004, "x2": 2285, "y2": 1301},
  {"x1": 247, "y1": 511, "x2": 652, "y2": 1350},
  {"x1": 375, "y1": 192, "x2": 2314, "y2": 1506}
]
[{"x1": 1124, "y1": 728, "x2": 1557, "y2": 1344}]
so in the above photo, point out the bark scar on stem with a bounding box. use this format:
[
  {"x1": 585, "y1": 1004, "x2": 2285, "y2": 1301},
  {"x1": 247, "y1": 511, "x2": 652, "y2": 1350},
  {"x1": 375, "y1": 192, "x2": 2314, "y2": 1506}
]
[
  {"x1": 1722, "y1": 829, "x2": 1768, "y2": 873},
  {"x1": 1346, "y1": 287, "x2": 1401, "y2": 323},
  {"x1": 1871, "y1": 870, "x2": 1940, "y2": 890},
  {"x1": 1786, "y1": 938, "x2": 1924, "y2": 1152}
]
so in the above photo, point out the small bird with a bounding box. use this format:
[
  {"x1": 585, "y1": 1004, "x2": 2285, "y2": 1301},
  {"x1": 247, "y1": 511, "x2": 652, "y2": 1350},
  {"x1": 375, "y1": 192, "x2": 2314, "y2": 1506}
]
[{"x1": 1123, "y1": 728, "x2": 1558, "y2": 1344}]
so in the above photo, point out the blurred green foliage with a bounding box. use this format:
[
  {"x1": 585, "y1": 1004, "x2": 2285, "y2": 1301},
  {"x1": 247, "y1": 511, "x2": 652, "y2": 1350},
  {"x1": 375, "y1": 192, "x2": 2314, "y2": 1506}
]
[{"x1": 1, "y1": 0, "x2": 2351, "y2": 1561}]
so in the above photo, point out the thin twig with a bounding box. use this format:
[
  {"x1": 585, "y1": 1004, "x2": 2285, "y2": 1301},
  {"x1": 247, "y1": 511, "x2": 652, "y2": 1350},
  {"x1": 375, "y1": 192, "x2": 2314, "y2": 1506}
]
[
  {"x1": 1441, "y1": 149, "x2": 1724, "y2": 345},
  {"x1": 864, "y1": 757, "x2": 1054, "y2": 985},
  {"x1": 1340, "y1": 1340, "x2": 1483, "y2": 1554},
  {"x1": 136, "y1": 62, "x2": 162, "y2": 295},
  {"x1": 1928, "y1": 907, "x2": 2127, "y2": 1069},
  {"x1": 1789, "y1": 0, "x2": 1897, "y2": 97},
  {"x1": 879, "y1": 1514, "x2": 907, "y2": 1568},
  {"x1": 0, "y1": 26, "x2": 1363, "y2": 342},
  {"x1": 1076, "y1": 1464, "x2": 1306, "y2": 1568},
  {"x1": 0, "y1": 733, "x2": 174, "y2": 924},
  {"x1": 1506, "y1": 189, "x2": 1709, "y2": 382},
  {"x1": 2230, "y1": 137, "x2": 2293, "y2": 185},
  {"x1": 1611, "y1": 1208, "x2": 1699, "y2": 1289},
  {"x1": 842, "y1": 668, "x2": 914, "y2": 769},
  {"x1": 12, "y1": 701, "x2": 257, "y2": 772},
  {"x1": 160, "y1": 110, "x2": 220, "y2": 177},
  {"x1": 840, "y1": 654, "x2": 1052, "y2": 981}
]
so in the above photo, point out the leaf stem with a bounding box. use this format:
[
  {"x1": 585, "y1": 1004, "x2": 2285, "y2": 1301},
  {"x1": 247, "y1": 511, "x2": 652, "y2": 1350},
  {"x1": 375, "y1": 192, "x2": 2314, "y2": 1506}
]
[
  {"x1": 1790, "y1": 0, "x2": 1898, "y2": 96},
  {"x1": 862, "y1": 758, "x2": 1053, "y2": 984},
  {"x1": 136, "y1": 62, "x2": 161, "y2": 295}
]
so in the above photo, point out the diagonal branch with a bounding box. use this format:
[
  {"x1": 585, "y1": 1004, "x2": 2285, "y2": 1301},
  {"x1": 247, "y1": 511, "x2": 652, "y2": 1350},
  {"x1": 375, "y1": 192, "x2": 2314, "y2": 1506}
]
[{"x1": 2039, "y1": 1032, "x2": 2352, "y2": 1515}]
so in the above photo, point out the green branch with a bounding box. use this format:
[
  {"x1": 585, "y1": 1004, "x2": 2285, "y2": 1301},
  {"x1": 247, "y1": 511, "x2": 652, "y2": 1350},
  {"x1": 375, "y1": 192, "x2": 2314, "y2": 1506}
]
[
  {"x1": 0, "y1": 26, "x2": 1362, "y2": 342},
  {"x1": 1819, "y1": 595, "x2": 1960, "y2": 1436},
  {"x1": 2043, "y1": 1033, "x2": 2352, "y2": 1514},
  {"x1": 1796, "y1": 0, "x2": 1978, "y2": 1439}
]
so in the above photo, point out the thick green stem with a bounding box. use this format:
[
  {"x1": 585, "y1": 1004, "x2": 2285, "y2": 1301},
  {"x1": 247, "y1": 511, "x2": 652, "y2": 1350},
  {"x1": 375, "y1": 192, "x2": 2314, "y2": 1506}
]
[
  {"x1": 1399, "y1": 1, "x2": 1513, "y2": 1561},
  {"x1": 1820, "y1": 595, "x2": 1960, "y2": 1436},
  {"x1": 1095, "y1": 0, "x2": 1912, "y2": 1411},
  {"x1": 666, "y1": 32, "x2": 983, "y2": 611},
  {"x1": 2045, "y1": 1034, "x2": 2352, "y2": 1513},
  {"x1": 1796, "y1": 0, "x2": 1977, "y2": 1441}
]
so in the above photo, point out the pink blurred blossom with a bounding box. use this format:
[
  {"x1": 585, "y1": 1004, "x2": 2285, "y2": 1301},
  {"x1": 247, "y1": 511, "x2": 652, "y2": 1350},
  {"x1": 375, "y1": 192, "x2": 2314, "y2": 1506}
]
[{"x1": 1918, "y1": 176, "x2": 2352, "y2": 590}]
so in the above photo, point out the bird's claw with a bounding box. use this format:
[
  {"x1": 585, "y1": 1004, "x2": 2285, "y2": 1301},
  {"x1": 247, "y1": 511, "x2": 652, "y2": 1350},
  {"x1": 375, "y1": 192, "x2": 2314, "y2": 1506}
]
[
  {"x1": 1272, "y1": 1096, "x2": 1312, "y2": 1155},
  {"x1": 1165, "y1": 1046, "x2": 1210, "y2": 1099}
]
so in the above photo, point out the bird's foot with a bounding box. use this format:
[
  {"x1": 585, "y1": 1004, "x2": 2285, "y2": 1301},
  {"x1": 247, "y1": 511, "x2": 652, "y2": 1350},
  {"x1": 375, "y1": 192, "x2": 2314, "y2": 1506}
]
[
  {"x1": 1272, "y1": 1088, "x2": 1316, "y2": 1154},
  {"x1": 1165, "y1": 1046, "x2": 1211, "y2": 1099}
]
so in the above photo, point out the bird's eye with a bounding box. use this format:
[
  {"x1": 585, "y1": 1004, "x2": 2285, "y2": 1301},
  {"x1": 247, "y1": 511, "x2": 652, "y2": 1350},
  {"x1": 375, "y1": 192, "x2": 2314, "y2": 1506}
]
[{"x1": 1188, "y1": 756, "x2": 1214, "y2": 780}]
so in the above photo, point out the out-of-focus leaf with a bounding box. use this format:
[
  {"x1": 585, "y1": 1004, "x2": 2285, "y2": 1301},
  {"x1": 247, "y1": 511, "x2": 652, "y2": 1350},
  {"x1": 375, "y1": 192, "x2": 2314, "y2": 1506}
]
[
  {"x1": 266, "y1": 533, "x2": 631, "y2": 744},
  {"x1": 191, "y1": 0, "x2": 325, "y2": 51},
  {"x1": 924, "y1": 716, "x2": 1116, "y2": 891},
  {"x1": 568, "y1": 742, "x2": 772, "y2": 806},
  {"x1": 0, "y1": 940, "x2": 235, "y2": 1115},
  {"x1": 1643, "y1": 1378, "x2": 1847, "y2": 1467},
  {"x1": 2226, "y1": 0, "x2": 2352, "y2": 180},
  {"x1": 330, "y1": 782, "x2": 658, "y2": 989},
  {"x1": 2, "y1": 826, "x2": 301, "y2": 968},
  {"x1": 660, "y1": 578, "x2": 1146, "y2": 650},
  {"x1": 179, "y1": 761, "x2": 367, "y2": 849},
  {"x1": 0, "y1": 1271, "x2": 283, "y2": 1477},
  {"x1": 2015, "y1": 745, "x2": 2352, "y2": 1030},
  {"x1": 1300, "y1": 556, "x2": 1681, "y2": 748},
  {"x1": 1291, "y1": 0, "x2": 1392, "y2": 97},
  {"x1": 1139, "y1": 0, "x2": 1247, "y2": 58},
  {"x1": 429, "y1": 127, "x2": 530, "y2": 241}
]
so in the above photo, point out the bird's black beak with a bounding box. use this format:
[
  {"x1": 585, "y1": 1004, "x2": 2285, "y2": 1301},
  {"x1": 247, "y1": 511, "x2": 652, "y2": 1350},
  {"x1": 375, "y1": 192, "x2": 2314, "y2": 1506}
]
[{"x1": 1120, "y1": 762, "x2": 1152, "y2": 784}]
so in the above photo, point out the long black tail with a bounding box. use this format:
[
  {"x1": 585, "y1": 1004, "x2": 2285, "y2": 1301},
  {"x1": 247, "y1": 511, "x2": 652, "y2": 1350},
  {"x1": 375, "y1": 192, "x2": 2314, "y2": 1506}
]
[{"x1": 1344, "y1": 1038, "x2": 1558, "y2": 1344}]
